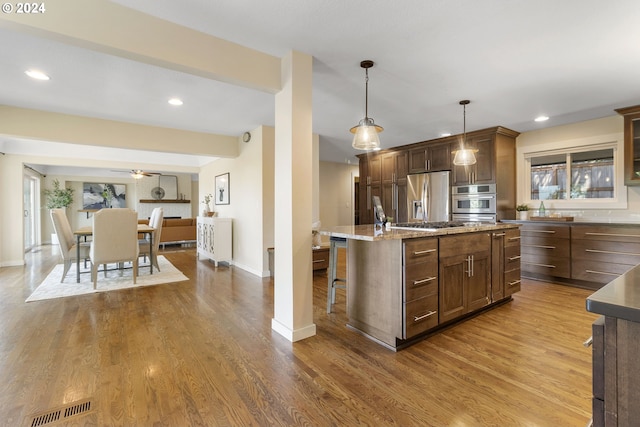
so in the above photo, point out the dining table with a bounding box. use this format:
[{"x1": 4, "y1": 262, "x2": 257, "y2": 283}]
[{"x1": 73, "y1": 224, "x2": 155, "y2": 283}]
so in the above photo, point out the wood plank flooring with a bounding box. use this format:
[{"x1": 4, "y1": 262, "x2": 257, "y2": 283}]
[{"x1": 0, "y1": 245, "x2": 598, "y2": 426}]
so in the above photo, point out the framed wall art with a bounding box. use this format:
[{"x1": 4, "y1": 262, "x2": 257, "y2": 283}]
[
  {"x1": 215, "y1": 173, "x2": 230, "y2": 205},
  {"x1": 83, "y1": 183, "x2": 126, "y2": 209}
]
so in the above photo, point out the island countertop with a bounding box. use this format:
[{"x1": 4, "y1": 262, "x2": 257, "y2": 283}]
[
  {"x1": 320, "y1": 222, "x2": 520, "y2": 242},
  {"x1": 586, "y1": 263, "x2": 640, "y2": 323}
]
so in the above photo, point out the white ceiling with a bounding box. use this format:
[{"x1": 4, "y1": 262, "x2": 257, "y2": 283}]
[{"x1": 2, "y1": 0, "x2": 640, "y2": 175}]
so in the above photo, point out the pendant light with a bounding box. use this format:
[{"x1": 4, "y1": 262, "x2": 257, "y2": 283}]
[
  {"x1": 350, "y1": 60, "x2": 383, "y2": 150},
  {"x1": 452, "y1": 99, "x2": 477, "y2": 166}
]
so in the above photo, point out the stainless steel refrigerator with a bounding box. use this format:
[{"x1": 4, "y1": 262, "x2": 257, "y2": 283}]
[{"x1": 406, "y1": 171, "x2": 451, "y2": 223}]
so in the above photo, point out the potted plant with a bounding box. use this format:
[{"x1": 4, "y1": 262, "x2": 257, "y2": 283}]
[
  {"x1": 202, "y1": 194, "x2": 212, "y2": 216},
  {"x1": 516, "y1": 203, "x2": 529, "y2": 220},
  {"x1": 44, "y1": 179, "x2": 74, "y2": 244}
]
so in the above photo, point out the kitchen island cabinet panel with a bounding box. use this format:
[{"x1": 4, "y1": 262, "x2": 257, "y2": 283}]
[
  {"x1": 404, "y1": 261, "x2": 438, "y2": 302},
  {"x1": 404, "y1": 294, "x2": 438, "y2": 338}
]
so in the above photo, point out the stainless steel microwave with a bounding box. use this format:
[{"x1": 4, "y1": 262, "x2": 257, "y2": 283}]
[{"x1": 452, "y1": 184, "x2": 496, "y2": 214}]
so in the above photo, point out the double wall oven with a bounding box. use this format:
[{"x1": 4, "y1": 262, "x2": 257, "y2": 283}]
[{"x1": 451, "y1": 183, "x2": 497, "y2": 223}]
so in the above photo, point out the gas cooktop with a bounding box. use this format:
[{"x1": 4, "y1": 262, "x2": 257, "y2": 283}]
[{"x1": 389, "y1": 221, "x2": 467, "y2": 231}]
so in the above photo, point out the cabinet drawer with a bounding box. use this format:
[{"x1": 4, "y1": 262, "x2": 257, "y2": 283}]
[
  {"x1": 404, "y1": 261, "x2": 438, "y2": 302},
  {"x1": 571, "y1": 260, "x2": 633, "y2": 283},
  {"x1": 521, "y1": 254, "x2": 570, "y2": 278},
  {"x1": 521, "y1": 236, "x2": 570, "y2": 256},
  {"x1": 404, "y1": 293, "x2": 438, "y2": 338},
  {"x1": 521, "y1": 224, "x2": 570, "y2": 239},
  {"x1": 312, "y1": 247, "x2": 330, "y2": 270},
  {"x1": 572, "y1": 225, "x2": 640, "y2": 243},
  {"x1": 505, "y1": 269, "x2": 521, "y2": 295},
  {"x1": 439, "y1": 233, "x2": 490, "y2": 258},
  {"x1": 504, "y1": 245, "x2": 521, "y2": 271},
  {"x1": 404, "y1": 238, "x2": 438, "y2": 265},
  {"x1": 572, "y1": 239, "x2": 640, "y2": 265},
  {"x1": 505, "y1": 229, "x2": 521, "y2": 247}
]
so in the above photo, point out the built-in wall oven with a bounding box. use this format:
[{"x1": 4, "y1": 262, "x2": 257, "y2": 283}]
[{"x1": 451, "y1": 183, "x2": 497, "y2": 223}]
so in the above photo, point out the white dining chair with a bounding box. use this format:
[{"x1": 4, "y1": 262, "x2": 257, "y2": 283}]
[
  {"x1": 90, "y1": 208, "x2": 139, "y2": 289},
  {"x1": 139, "y1": 207, "x2": 164, "y2": 271},
  {"x1": 50, "y1": 208, "x2": 90, "y2": 282}
]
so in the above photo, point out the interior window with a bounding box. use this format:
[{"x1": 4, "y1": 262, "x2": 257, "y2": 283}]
[{"x1": 529, "y1": 148, "x2": 614, "y2": 200}]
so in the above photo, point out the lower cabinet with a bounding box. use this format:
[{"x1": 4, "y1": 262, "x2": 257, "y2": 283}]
[
  {"x1": 591, "y1": 315, "x2": 640, "y2": 426},
  {"x1": 572, "y1": 225, "x2": 640, "y2": 284},
  {"x1": 520, "y1": 223, "x2": 570, "y2": 278},
  {"x1": 491, "y1": 228, "x2": 521, "y2": 301},
  {"x1": 196, "y1": 217, "x2": 233, "y2": 266},
  {"x1": 439, "y1": 233, "x2": 491, "y2": 324},
  {"x1": 403, "y1": 238, "x2": 439, "y2": 338}
]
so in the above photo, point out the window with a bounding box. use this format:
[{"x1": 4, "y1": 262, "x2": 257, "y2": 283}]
[
  {"x1": 523, "y1": 141, "x2": 623, "y2": 208},
  {"x1": 530, "y1": 149, "x2": 614, "y2": 200}
]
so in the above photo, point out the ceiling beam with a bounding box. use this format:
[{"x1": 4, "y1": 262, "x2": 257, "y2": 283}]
[
  {"x1": 0, "y1": 106, "x2": 238, "y2": 158},
  {"x1": 0, "y1": 0, "x2": 281, "y2": 93}
]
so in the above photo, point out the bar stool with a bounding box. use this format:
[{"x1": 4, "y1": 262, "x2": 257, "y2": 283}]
[{"x1": 327, "y1": 236, "x2": 347, "y2": 313}]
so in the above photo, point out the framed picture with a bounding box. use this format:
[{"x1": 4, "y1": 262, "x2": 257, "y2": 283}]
[
  {"x1": 215, "y1": 173, "x2": 230, "y2": 205},
  {"x1": 83, "y1": 183, "x2": 126, "y2": 209}
]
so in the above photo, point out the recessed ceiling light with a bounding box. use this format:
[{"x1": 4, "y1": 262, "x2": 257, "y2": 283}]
[
  {"x1": 534, "y1": 115, "x2": 549, "y2": 122},
  {"x1": 25, "y1": 69, "x2": 50, "y2": 81},
  {"x1": 168, "y1": 98, "x2": 183, "y2": 106},
  {"x1": 440, "y1": 133, "x2": 452, "y2": 137}
]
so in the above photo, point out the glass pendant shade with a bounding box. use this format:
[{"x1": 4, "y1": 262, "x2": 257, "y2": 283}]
[
  {"x1": 351, "y1": 117, "x2": 383, "y2": 150},
  {"x1": 452, "y1": 99, "x2": 477, "y2": 166},
  {"x1": 452, "y1": 148, "x2": 477, "y2": 166}
]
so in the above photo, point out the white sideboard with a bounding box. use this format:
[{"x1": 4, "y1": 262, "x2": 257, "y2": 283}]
[{"x1": 196, "y1": 217, "x2": 232, "y2": 266}]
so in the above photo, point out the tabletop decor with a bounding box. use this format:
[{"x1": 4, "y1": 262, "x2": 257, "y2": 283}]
[{"x1": 215, "y1": 173, "x2": 230, "y2": 205}]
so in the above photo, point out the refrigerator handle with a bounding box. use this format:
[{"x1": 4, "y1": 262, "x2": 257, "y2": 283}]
[{"x1": 422, "y1": 177, "x2": 428, "y2": 222}]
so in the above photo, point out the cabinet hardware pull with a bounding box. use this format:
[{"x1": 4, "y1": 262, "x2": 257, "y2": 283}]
[
  {"x1": 493, "y1": 233, "x2": 506, "y2": 237},
  {"x1": 413, "y1": 276, "x2": 437, "y2": 285},
  {"x1": 313, "y1": 259, "x2": 325, "y2": 263},
  {"x1": 585, "y1": 248, "x2": 640, "y2": 257},
  {"x1": 585, "y1": 232, "x2": 640, "y2": 238},
  {"x1": 585, "y1": 269, "x2": 619, "y2": 276},
  {"x1": 522, "y1": 262, "x2": 556, "y2": 268},
  {"x1": 508, "y1": 255, "x2": 521, "y2": 261},
  {"x1": 414, "y1": 311, "x2": 437, "y2": 322},
  {"x1": 413, "y1": 249, "x2": 436, "y2": 255},
  {"x1": 508, "y1": 279, "x2": 521, "y2": 287},
  {"x1": 522, "y1": 244, "x2": 556, "y2": 249},
  {"x1": 583, "y1": 336, "x2": 593, "y2": 348},
  {"x1": 367, "y1": 186, "x2": 371, "y2": 210},
  {"x1": 527, "y1": 230, "x2": 556, "y2": 234},
  {"x1": 508, "y1": 236, "x2": 521, "y2": 241},
  {"x1": 471, "y1": 255, "x2": 474, "y2": 276}
]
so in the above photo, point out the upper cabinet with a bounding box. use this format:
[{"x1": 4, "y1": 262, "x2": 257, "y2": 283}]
[
  {"x1": 409, "y1": 141, "x2": 451, "y2": 174},
  {"x1": 616, "y1": 104, "x2": 640, "y2": 186},
  {"x1": 451, "y1": 133, "x2": 495, "y2": 185}
]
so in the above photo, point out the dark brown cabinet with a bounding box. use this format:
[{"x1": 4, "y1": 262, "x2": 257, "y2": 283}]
[
  {"x1": 572, "y1": 225, "x2": 640, "y2": 283},
  {"x1": 616, "y1": 104, "x2": 640, "y2": 186},
  {"x1": 491, "y1": 228, "x2": 521, "y2": 302},
  {"x1": 439, "y1": 233, "x2": 491, "y2": 324},
  {"x1": 359, "y1": 155, "x2": 382, "y2": 224},
  {"x1": 452, "y1": 133, "x2": 495, "y2": 185},
  {"x1": 403, "y1": 238, "x2": 439, "y2": 338},
  {"x1": 408, "y1": 141, "x2": 451, "y2": 174},
  {"x1": 520, "y1": 223, "x2": 571, "y2": 279},
  {"x1": 381, "y1": 151, "x2": 408, "y2": 223}
]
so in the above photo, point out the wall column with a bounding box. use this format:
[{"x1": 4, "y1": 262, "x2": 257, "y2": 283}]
[{"x1": 271, "y1": 50, "x2": 316, "y2": 342}]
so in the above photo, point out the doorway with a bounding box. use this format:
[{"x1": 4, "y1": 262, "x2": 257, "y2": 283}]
[{"x1": 23, "y1": 172, "x2": 40, "y2": 252}]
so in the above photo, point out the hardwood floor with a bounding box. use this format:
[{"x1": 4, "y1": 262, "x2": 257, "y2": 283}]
[{"x1": 0, "y1": 245, "x2": 598, "y2": 426}]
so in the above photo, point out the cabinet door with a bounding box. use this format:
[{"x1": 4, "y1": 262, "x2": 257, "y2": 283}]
[
  {"x1": 381, "y1": 153, "x2": 396, "y2": 184},
  {"x1": 369, "y1": 155, "x2": 382, "y2": 186},
  {"x1": 616, "y1": 106, "x2": 640, "y2": 185},
  {"x1": 439, "y1": 254, "x2": 467, "y2": 323},
  {"x1": 451, "y1": 134, "x2": 495, "y2": 185},
  {"x1": 429, "y1": 142, "x2": 451, "y2": 171},
  {"x1": 409, "y1": 148, "x2": 427, "y2": 174},
  {"x1": 381, "y1": 183, "x2": 395, "y2": 220},
  {"x1": 395, "y1": 150, "x2": 408, "y2": 184},
  {"x1": 466, "y1": 250, "x2": 491, "y2": 312},
  {"x1": 491, "y1": 232, "x2": 505, "y2": 302}
]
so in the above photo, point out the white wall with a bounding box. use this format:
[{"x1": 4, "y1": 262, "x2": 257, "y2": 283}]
[
  {"x1": 517, "y1": 115, "x2": 640, "y2": 221},
  {"x1": 199, "y1": 126, "x2": 276, "y2": 276}
]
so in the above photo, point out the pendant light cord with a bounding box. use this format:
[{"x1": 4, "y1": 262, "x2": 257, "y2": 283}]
[{"x1": 364, "y1": 68, "x2": 369, "y2": 120}]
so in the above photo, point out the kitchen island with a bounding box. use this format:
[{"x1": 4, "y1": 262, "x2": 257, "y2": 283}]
[
  {"x1": 586, "y1": 263, "x2": 640, "y2": 426},
  {"x1": 321, "y1": 223, "x2": 521, "y2": 350}
]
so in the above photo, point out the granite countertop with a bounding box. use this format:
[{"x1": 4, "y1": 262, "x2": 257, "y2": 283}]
[
  {"x1": 320, "y1": 223, "x2": 519, "y2": 242},
  {"x1": 502, "y1": 219, "x2": 640, "y2": 226},
  {"x1": 586, "y1": 264, "x2": 640, "y2": 323}
]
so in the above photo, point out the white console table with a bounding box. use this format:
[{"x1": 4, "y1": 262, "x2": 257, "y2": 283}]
[{"x1": 197, "y1": 217, "x2": 232, "y2": 266}]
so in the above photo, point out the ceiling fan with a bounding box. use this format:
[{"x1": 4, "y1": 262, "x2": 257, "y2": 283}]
[{"x1": 111, "y1": 169, "x2": 161, "y2": 179}]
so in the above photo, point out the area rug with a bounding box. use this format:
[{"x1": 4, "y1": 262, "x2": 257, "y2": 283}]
[{"x1": 26, "y1": 256, "x2": 189, "y2": 302}]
